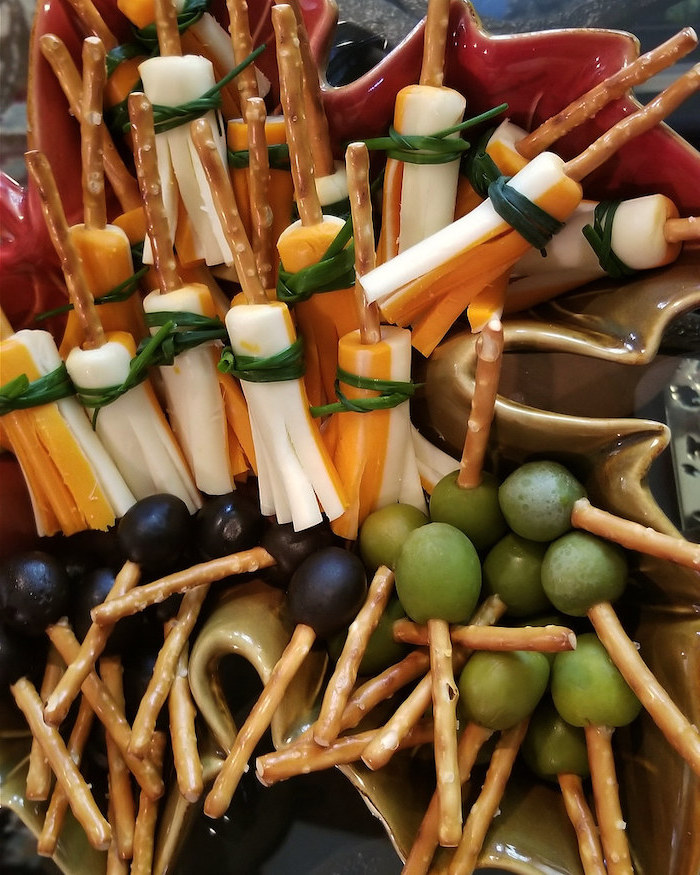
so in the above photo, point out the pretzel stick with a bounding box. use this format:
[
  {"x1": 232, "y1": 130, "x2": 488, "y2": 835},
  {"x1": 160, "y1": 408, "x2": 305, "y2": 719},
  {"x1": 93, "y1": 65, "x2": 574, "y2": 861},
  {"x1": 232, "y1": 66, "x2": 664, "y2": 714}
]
[
  {"x1": 664, "y1": 215, "x2": 700, "y2": 243},
  {"x1": 572, "y1": 498, "x2": 700, "y2": 570},
  {"x1": 37, "y1": 694, "x2": 95, "y2": 856},
  {"x1": 46, "y1": 621, "x2": 164, "y2": 800},
  {"x1": 154, "y1": 0, "x2": 182, "y2": 57},
  {"x1": 362, "y1": 596, "x2": 506, "y2": 770},
  {"x1": 128, "y1": 93, "x2": 181, "y2": 294},
  {"x1": 457, "y1": 318, "x2": 503, "y2": 489},
  {"x1": 26, "y1": 646, "x2": 63, "y2": 800},
  {"x1": 81, "y1": 37, "x2": 107, "y2": 230},
  {"x1": 130, "y1": 585, "x2": 210, "y2": 758},
  {"x1": 245, "y1": 97, "x2": 275, "y2": 292},
  {"x1": 91, "y1": 547, "x2": 275, "y2": 625},
  {"x1": 428, "y1": 617, "x2": 462, "y2": 846},
  {"x1": 564, "y1": 63, "x2": 700, "y2": 181},
  {"x1": 39, "y1": 34, "x2": 142, "y2": 211},
  {"x1": 10, "y1": 678, "x2": 111, "y2": 851},
  {"x1": 205, "y1": 623, "x2": 317, "y2": 818},
  {"x1": 62, "y1": 0, "x2": 118, "y2": 49},
  {"x1": 283, "y1": 0, "x2": 335, "y2": 178},
  {"x1": 26, "y1": 151, "x2": 105, "y2": 348},
  {"x1": 403, "y1": 722, "x2": 494, "y2": 875},
  {"x1": 420, "y1": 0, "x2": 450, "y2": 88},
  {"x1": 100, "y1": 655, "x2": 136, "y2": 861},
  {"x1": 393, "y1": 620, "x2": 576, "y2": 653},
  {"x1": 313, "y1": 566, "x2": 395, "y2": 747},
  {"x1": 346, "y1": 142, "x2": 381, "y2": 344},
  {"x1": 131, "y1": 732, "x2": 167, "y2": 875},
  {"x1": 447, "y1": 718, "x2": 530, "y2": 875},
  {"x1": 45, "y1": 561, "x2": 141, "y2": 726},
  {"x1": 588, "y1": 601, "x2": 700, "y2": 775},
  {"x1": 191, "y1": 117, "x2": 272, "y2": 304},
  {"x1": 517, "y1": 27, "x2": 699, "y2": 159},
  {"x1": 168, "y1": 640, "x2": 203, "y2": 803},
  {"x1": 584, "y1": 725, "x2": 633, "y2": 875},
  {"x1": 227, "y1": 0, "x2": 259, "y2": 102},
  {"x1": 256, "y1": 720, "x2": 434, "y2": 786},
  {"x1": 558, "y1": 773, "x2": 606, "y2": 875},
  {"x1": 272, "y1": 4, "x2": 323, "y2": 226}
]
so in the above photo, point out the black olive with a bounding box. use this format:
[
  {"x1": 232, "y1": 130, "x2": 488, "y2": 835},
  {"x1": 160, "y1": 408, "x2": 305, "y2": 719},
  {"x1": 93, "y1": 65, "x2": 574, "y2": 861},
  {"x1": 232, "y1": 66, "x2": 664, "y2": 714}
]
[
  {"x1": 42, "y1": 528, "x2": 125, "y2": 582},
  {"x1": 117, "y1": 494, "x2": 193, "y2": 572},
  {"x1": 195, "y1": 492, "x2": 265, "y2": 560},
  {"x1": 261, "y1": 520, "x2": 339, "y2": 589},
  {"x1": 0, "y1": 551, "x2": 70, "y2": 635},
  {"x1": 287, "y1": 547, "x2": 367, "y2": 639},
  {"x1": 0, "y1": 623, "x2": 36, "y2": 687},
  {"x1": 71, "y1": 567, "x2": 150, "y2": 654}
]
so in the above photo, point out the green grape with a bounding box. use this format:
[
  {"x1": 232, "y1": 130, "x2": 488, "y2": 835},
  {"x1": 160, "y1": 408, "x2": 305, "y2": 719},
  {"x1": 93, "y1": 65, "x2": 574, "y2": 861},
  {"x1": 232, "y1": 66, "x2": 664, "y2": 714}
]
[
  {"x1": 359, "y1": 503, "x2": 429, "y2": 571},
  {"x1": 429, "y1": 470, "x2": 507, "y2": 552},
  {"x1": 551, "y1": 633, "x2": 642, "y2": 728},
  {"x1": 458, "y1": 650, "x2": 550, "y2": 731},
  {"x1": 498, "y1": 461, "x2": 586, "y2": 542},
  {"x1": 541, "y1": 532, "x2": 627, "y2": 617},
  {"x1": 327, "y1": 597, "x2": 408, "y2": 675},
  {"x1": 394, "y1": 522, "x2": 481, "y2": 624},
  {"x1": 483, "y1": 533, "x2": 551, "y2": 617},
  {"x1": 521, "y1": 698, "x2": 589, "y2": 781}
]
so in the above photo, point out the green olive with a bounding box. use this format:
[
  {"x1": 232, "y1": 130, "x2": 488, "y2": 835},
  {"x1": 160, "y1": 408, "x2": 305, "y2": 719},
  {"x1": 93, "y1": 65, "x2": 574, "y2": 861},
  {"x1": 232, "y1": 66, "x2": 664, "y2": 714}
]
[
  {"x1": 551, "y1": 633, "x2": 642, "y2": 728},
  {"x1": 429, "y1": 470, "x2": 507, "y2": 552},
  {"x1": 394, "y1": 522, "x2": 481, "y2": 624},
  {"x1": 521, "y1": 698, "x2": 589, "y2": 781},
  {"x1": 359, "y1": 503, "x2": 429, "y2": 571},
  {"x1": 327, "y1": 597, "x2": 408, "y2": 676},
  {"x1": 483, "y1": 533, "x2": 550, "y2": 617}
]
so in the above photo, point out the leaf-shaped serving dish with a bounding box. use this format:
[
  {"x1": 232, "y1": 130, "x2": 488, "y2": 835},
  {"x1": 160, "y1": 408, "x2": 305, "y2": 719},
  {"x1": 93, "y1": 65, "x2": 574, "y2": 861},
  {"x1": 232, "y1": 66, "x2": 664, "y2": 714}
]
[{"x1": 1, "y1": 1, "x2": 699, "y2": 873}]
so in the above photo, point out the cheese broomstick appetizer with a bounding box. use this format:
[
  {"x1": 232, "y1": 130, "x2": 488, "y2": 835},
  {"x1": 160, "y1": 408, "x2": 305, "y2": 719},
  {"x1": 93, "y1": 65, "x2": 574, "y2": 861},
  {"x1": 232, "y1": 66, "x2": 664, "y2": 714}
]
[
  {"x1": 273, "y1": 3, "x2": 359, "y2": 408},
  {"x1": 129, "y1": 91, "x2": 253, "y2": 494},
  {"x1": 0, "y1": 302, "x2": 134, "y2": 536},
  {"x1": 226, "y1": 0, "x2": 293, "y2": 286},
  {"x1": 360, "y1": 63, "x2": 700, "y2": 357},
  {"x1": 53, "y1": 38, "x2": 148, "y2": 357},
  {"x1": 282, "y1": 0, "x2": 349, "y2": 211},
  {"x1": 190, "y1": 114, "x2": 347, "y2": 531},
  {"x1": 505, "y1": 195, "x2": 700, "y2": 312},
  {"x1": 377, "y1": 0, "x2": 467, "y2": 263},
  {"x1": 26, "y1": 148, "x2": 201, "y2": 511},
  {"x1": 136, "y1": 0, "x2": 235, "y2": 269},
  {"x1": 320, "y1": 142, "x2": 426, "y2": 541},
  {"x1": 456, "y1": 26, "x2": 699, "y2": 217}
]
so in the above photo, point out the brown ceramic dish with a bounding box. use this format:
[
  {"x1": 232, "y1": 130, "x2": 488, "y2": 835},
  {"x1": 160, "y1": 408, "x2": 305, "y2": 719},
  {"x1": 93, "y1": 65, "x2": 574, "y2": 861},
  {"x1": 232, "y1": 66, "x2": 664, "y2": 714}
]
[{"x1": 0, "y1": 1, "x2": 699, "y2": 873}]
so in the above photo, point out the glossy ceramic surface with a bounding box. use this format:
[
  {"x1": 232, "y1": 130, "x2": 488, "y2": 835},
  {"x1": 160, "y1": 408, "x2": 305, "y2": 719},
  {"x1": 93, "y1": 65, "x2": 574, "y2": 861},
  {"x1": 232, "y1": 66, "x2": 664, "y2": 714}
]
[{"x1": 1, "y1": 1, "x2": 699, "y2": 873}]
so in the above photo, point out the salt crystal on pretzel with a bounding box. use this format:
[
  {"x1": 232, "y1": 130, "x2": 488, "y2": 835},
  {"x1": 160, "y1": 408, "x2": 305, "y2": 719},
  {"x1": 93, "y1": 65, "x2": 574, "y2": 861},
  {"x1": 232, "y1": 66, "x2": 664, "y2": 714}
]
[
  {"x1": 168, "y1": 638, "x2": 203, "y2": 803},
  {"x1": 313, "y1": 565, "x2": 396, "y2": 747},
  {"x1": 558, "y1": 773, "x2": 607, "y2": 875},
  {"x1": 393, "y1": 620, "x2": 577, "y2": 653},
  {"x1": 25, "y1": 645, "x2": 63, "y2": 800},
  {"x1": 403, "y1": 721, "x2": 494, "y2": 875},
  {"x1": 37, "y1": 694, "x2": 95, "y2": 857},
  {"x1": 10, "y1": 677, "x2": 111, "y2": 851},
  {"x1": 44, "y1": 560, "x2": 141, "y2": 727},
  {"x1": 100, "y1": 655, "x2": 136, "y2": 861},
  {"x1": 256, "y1": 720, "x2": 434, "y2": 786},
  {"x1": 46, "y1": 620, "x2": 164, "y2": 799},
  {"x1": 129, "y1": 584, "x2": 210, "y2": 758},
  {"x1": 447, "y1": 718, "x2": 530, "y2": 875}
]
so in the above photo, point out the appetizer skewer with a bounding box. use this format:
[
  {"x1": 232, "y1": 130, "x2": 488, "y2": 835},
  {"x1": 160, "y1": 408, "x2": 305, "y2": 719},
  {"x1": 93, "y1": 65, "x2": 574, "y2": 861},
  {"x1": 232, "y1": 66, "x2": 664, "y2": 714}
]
[
  {"x1": 191, "y1": 107, "x2": 347, "y2": 530},
  {"x1": 362, "y1": 63, "x2": 700, "y2": 355}
]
